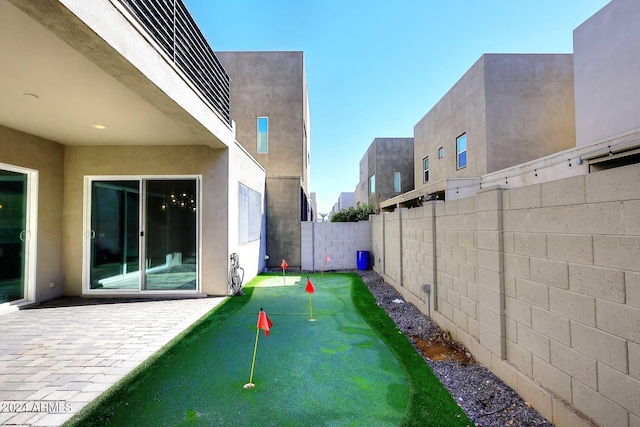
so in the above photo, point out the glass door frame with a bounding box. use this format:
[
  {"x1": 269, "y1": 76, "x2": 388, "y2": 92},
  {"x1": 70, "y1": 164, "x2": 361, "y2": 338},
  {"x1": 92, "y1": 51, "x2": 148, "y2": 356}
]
[
  {"x1": 82, "y1": 175, "x2": 202, "y2": 295},
  {"x1": 0, "y1": 162, "x2": 38, "y2": 308}
]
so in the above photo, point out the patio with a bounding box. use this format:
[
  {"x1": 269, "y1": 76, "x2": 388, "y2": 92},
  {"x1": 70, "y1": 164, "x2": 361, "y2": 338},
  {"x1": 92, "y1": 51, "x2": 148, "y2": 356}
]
[{"x1": 0, "y1": 297, "x2": 224, "y2": 426}]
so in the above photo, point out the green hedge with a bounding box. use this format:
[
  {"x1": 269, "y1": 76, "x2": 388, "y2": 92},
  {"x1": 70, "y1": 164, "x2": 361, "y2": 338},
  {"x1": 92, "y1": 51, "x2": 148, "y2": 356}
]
[{"x1": 331, "y1": 203, "x2": 374, "y2": 222}]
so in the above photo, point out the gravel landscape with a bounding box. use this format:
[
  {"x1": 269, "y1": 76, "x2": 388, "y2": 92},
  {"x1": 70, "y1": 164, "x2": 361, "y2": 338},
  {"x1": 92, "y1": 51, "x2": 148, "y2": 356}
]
[{"x1": 356, "y1": 270, "x2": 554, "y2": 427}]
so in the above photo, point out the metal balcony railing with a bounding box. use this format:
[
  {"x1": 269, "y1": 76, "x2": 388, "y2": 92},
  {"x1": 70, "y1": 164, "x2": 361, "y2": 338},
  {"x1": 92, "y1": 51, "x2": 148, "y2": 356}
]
[{"x1": 119, "y1": 0, "x2": 231, "y2": 125}]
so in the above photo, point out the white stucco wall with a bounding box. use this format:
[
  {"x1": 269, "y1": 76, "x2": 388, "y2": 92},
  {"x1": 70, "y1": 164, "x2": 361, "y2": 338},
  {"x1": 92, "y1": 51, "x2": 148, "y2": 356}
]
[{"x1": 228, "y1": 140, "x2": 267, "y2": 285}]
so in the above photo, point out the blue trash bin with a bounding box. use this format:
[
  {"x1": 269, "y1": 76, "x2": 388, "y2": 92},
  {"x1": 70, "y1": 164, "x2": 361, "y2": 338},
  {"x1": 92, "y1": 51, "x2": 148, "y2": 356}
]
[{"x1": 356, "y1": 251, "x2": 370, "y2": 270}]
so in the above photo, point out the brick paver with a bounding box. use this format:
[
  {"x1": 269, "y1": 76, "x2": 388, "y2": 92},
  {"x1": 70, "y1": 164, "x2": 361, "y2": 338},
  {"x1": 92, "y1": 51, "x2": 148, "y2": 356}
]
[{"x1": 0, "y1": 297, "x2": 225, "y2": 426}]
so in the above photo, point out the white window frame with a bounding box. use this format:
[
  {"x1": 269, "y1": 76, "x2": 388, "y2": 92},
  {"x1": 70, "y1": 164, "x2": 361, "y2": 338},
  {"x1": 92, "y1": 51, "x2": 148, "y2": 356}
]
[
  {"x1": 238, "y1": 182, "x2": 262, "y2": 244},
  {"x1": 423, "y1": 157, "x2": 430, "y2": 183},
  {"x1": 457, "y1": 134, "x2": 467, "y2": 170},
  {"x1": 0, "y1": 162, "x2": 38, "y2": 308},
  {"x1": 82, "y1": 175, "x2": 202, "y2": 295}
]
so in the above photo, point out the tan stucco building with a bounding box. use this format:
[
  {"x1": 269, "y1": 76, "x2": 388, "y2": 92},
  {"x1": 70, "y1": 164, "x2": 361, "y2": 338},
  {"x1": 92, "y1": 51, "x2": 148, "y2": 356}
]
[
  {"x1": 0, "y1": 0, "x2": 267, "y2": 310},
  {"x1": 380, "y1": 54, "x2": 576, "y2": 211},
  {"x1": 217, "y1": 51, "x2": 312, "y2": 269},
  {"x1": 356, "y1": 137, "x2": 414, "y2": 209},
  {"x1": 574, "y1": 0, "x2": 640, "y2": 148},
  {"x1": 414, "y1": 54, "x2": 575, "y2": 194}
]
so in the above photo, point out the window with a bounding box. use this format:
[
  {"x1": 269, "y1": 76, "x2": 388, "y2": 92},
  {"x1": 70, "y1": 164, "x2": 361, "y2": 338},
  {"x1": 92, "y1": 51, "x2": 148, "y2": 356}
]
[
  {"x1": 393, "y1": 172, "x2": 401, "y2": 193},
  {"x1": 257, "y1": 117, "x2": 268, "y2": 154},
  {"x1": 88, "y1": 177, "x2": 199, "y2": 292},
  {"x1": 457, "y1": 134, "x2": 467, "y2": 169},
  {"x1": 438, "y1": 146, "x2": 444, "y2": 159},
  {"x1": 369, "y1": 175, "x2": 375, "y2": 195},
  {"x1": 423, "y1": 157, "x2": 429, "y2": 183},
  {"x1": 239, "y1": 183, "x2": 262, "y2": 243}
]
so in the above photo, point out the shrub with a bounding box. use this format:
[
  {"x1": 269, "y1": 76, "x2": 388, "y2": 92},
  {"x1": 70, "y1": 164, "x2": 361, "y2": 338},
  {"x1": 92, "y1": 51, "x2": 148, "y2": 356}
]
[{"x1": 331, "y1": 203, "x2": 374, "y2": 222}]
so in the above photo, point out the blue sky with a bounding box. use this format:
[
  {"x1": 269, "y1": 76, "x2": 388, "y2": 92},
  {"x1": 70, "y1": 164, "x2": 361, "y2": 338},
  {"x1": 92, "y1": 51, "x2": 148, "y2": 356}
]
[{"x1": 184, "y1": 0, "x2": 610, "y2": 214}]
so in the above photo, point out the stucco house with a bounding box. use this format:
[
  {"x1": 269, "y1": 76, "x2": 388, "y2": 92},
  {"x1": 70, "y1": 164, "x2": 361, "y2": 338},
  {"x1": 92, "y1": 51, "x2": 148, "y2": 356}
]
[
  {"x1": 337, "y1": 192, "x2": 356, "y2": 211},
  {"x1": 356, "y1": 137, "x2": 414, "y2": 210},
  {"x1": 381, "y1": 53, "x2": 576, "y2": 210},
  {"x1": 0, "y1": 0, "x2": 267, "y2": 310},
  {"x1": 217, "y1": 51, "x2": 312, "y2": 269}
]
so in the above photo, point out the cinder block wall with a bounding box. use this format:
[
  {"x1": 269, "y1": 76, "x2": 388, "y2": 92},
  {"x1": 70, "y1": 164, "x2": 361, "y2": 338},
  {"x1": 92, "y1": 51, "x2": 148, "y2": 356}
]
[
  {"x1": 300, "y1": 221, "x2": 371, "y2": 271},
  {"x1": 372, "y1": 163, "x2": 640, "y2": 427}
]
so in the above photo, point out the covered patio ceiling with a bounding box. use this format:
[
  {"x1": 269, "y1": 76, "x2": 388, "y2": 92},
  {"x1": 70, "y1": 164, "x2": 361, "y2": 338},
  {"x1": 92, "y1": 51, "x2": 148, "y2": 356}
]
[{"x1": 0, "y1": 0, "x2": 227, "y2": 148}]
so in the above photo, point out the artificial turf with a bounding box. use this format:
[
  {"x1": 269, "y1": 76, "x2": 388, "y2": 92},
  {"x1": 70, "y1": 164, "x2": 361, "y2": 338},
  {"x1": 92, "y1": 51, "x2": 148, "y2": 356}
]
[{"x1": 65, "y1": 273, "x2": 471, "y2": 427}]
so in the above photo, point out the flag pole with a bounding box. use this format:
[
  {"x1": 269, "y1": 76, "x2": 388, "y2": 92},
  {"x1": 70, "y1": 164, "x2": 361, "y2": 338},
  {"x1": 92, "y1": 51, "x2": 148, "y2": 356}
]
[
  {"x1": 321, "y1": 255, "x2": 330, "y2": 278},
  {"x1": 308, "y1": 293, "x2": 315, "y2": 321},
  {"x1": 244, "y1": 327, "x2": 260, "y2": 389},
  {"x1": 245, "y1": 308, "x2": 272, "y2": 389},
  {"x1": 280, "y1": 259, "x2": 288, "y2": 286}
]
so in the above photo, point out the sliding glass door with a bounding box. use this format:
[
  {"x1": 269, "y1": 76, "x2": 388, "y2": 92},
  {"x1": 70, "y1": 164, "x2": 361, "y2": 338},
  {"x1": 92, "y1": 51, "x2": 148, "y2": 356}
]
[
  {"x1": 144, "y1": 180, "x2": 197, "y2": 290},
  {"x1": 0, "y1": 170, "x2": 28, "y2": 303},
  {"x1": 90, "y1": 181, "x2": 140, "y2": 289},
  {"x1": 88, "y1": 177, "x2": 198, "y2": 293}
]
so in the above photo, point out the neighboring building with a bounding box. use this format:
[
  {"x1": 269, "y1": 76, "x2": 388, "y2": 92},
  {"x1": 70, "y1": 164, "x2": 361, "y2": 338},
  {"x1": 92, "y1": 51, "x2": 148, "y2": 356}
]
[
  {"x1": 329, "y1": 202, "x2": 339, "y2": 220},
  {"x1": 357, "y1": 138, "x2": 414, "y2": 209},
  {"x1": 338, "y1": 192, "x2": 356, "y2": 210},
  {"x1": 381, "y1": 54, "x2": 576, "y2": 211},
  {"x1": 355, "y1": 153, "x2": 369, "y2": 206},
  {"x1": 217, "y1": 51, "x2": 311, "y2": 269},
  {"x1": 414, "y1": 54, "x2": 575, "y2": 187},
  {"x1": 0, "y1": 0, "x2": 266, "y2": 309},
  {"x1": 310, "y1": 192, "x2": 318, "y2": 222},
  {"x1": 574, "y1": 0, "x2": 640, "y2": 147}
]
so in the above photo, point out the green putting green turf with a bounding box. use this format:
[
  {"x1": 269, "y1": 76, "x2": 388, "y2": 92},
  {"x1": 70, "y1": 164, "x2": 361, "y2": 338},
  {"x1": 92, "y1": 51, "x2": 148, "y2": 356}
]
[{"x1": 66, "y1": 273, "x2": 471, "y2": 427}]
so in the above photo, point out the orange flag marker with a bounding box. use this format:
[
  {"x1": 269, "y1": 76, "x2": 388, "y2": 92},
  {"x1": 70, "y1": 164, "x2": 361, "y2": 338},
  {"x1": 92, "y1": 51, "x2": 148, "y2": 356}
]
[
  {"x1": 306, "y1": 277, "x2": 316, "y2": 321},
  {"x1": 280, "y1": 259, "x2": 288, "y2": 286},
  {"x1": 257, "y1": 309, "x2": 273, "y2": 336},
  {"x1": 245, "y1": 308, "x2": 273, "y2": 389}
]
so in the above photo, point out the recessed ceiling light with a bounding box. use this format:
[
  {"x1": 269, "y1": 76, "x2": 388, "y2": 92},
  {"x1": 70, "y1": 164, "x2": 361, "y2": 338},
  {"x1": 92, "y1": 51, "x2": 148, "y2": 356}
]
[{"x1": 91, "y1": 124, "x2": 106, "y2": 130}]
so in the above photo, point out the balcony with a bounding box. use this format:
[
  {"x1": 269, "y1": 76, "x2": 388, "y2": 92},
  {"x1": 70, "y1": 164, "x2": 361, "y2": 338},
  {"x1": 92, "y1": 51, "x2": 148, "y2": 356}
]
[{"x1": 119, "y1": 0, "x2": 231, "y2": 126}]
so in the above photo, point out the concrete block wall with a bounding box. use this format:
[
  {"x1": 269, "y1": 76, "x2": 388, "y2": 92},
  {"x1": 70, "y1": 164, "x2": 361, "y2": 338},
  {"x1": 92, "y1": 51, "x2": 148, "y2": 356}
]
[
  {"x1": 503, "y1": 164, "x2": 640, "y2": 427},
  {"x1": 300, "y1": 221, "x2": 371, "y2": 271},
  {"x1": 401, "y1": 205, "x2": 435, "y2": 309},
  {"x1": 383, "y1": 210, "x2": 402, "y2": 286},
  {"x1": 371, "y1": 214, "x2": 385, "y2": 271},
  {"x1": 372, "y1": 163, "x2": 640, "y2": 427}
]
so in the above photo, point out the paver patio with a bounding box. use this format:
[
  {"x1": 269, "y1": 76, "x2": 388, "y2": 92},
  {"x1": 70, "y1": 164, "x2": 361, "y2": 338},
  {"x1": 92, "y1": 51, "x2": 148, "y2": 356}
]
[{"x1": 0, "y1": 297, "x2": 224, "y2": 426}]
